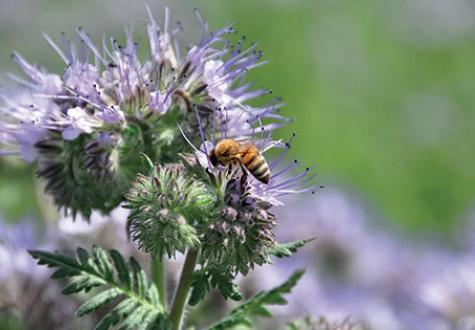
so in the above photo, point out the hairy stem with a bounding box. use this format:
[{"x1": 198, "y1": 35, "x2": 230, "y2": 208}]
[
  {"x1": 169, "y1": 249, "x2": 199, "y2": 330},
  {"x1": 151, "y1": 257, "x2": 167, "y2": 309}
]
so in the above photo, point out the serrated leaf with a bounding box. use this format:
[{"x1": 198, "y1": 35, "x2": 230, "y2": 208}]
[
  {"x1": 189, "y1": 271, "x2": 210, "y2": 306},
  {"x1": 29, "y1": 250, "x2": 80, "y2": 270},
  {"x1": 30, "y1": 247, "x2": 165, "y2": 329},
  {"x1": 137, "y1": 310, "x2": 160, "y2": 330},
  {"x1": 209, "y1": 269, "x2": 305, "y2": 330},
  {"x1": 51, "y1": 267, "x2": 80, "y2": 279},
  {"x1": 190, "y1": 267, "x2": 242, "y2": 306},
  {"x1": 76, "y1": 288, "x2": 122, "y2": 316},
  {"x1": 251, "y1": 306, "x2": 272, "y2": 317},
  {"x1": 270, "y1": 238, "x2": 315, "y2": 259},
  {"x1": 77, "y1": 247, "x2": 90, "y2": 266},
  {"x1": 148, "y1": 284, "x2": 160, "y2": 306},
  {"x1": 95, "y1": 299, "x2": 137, "y2": 330},
  {"x1": 120, "y1": 305, "x2": 149, "y2": 330},
  {"x1": 110, "y1": 249, "x2": 130, "y2": 289},
  {"x1": 130, "y1": 257, "x2": 147, "y2": 298},
  {"x1": 93, "y1": 246, "x2": 114, "y2": 280},
  {"x1": 63, "y1": 276, "x2": 104, "y2": 295}
]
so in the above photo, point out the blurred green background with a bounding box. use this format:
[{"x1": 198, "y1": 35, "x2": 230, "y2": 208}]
[{"x1": 0, "y1": 0, "x2": 474, "y2": 238}]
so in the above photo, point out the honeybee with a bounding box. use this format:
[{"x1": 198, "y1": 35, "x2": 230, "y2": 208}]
[{"x1": 210, "y1": 139, "x2": 271, "y2": 184}]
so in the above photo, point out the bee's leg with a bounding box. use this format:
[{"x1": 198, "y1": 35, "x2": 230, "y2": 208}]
[{"x1": 239, "y1": 163, "x2": 249, "y2": 191}]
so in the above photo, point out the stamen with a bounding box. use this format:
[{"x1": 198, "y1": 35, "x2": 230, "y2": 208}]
[
  {"x1": 269, "y1": 132, "x2": 295, "y2": 169},
  {"x1": 43, "y1": 33, "x2": 69, "y2": 64}
]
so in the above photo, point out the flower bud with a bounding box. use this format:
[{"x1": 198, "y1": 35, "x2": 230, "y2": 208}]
[{"x1": 125, "y1": 164, "x2": 214, "y2": 259}]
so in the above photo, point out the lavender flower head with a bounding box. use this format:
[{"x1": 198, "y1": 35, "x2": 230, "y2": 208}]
[
  {"x1": 1, "y1": 6, "x2": 321, "y2": 329},
  {"x1": 0, "y1": 6, "x2": 288, "y2": 219}
]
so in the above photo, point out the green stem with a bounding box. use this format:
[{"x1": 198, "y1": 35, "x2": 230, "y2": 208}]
[
  {"x1": 151, "y1": 257, "x2": 167, "y2": 309},
  {"x1": 169, "y1": 249, "x2": 199, "y2": 330}
]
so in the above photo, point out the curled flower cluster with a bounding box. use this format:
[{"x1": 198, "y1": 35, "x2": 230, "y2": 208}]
[
  {"x1": 201, "y1": 177, "x2": 277, "y2": 275},
  {"x1": 0, "y1": 6, "x2": 291, "y2": 218}
]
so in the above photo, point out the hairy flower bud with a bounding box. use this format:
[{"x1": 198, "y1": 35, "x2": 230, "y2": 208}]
[{"x1": 125, "y1": 164, "x2": 214, "y2": 259}]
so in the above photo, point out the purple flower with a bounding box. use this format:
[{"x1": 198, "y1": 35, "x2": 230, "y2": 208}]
[{"x1": 0, "y1": 6, "x2": 289, "y2": 218}]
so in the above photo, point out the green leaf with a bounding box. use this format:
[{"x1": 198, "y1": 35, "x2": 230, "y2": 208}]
[
  {"x1": 141, "y1": 153, "x2": 155, "y2": 171},
  {"x1": 270, "y1": 238, "x2": 315, "y2": 259},
  {"x1": 130, "y1": 257, "x2": 147, "y2": 298},
  {"x1": 29, "y1": 247, "x2": 166, "y2": 330},
  {"x1": 110, "y1": 249, "x2": 131, "y2": 289},
  {"x1": 77, "y1": 247, "x2": 90, "y2": 266},
  {"x1": 62, "y1": 275, "x2": 104, "y2": 294},
  {"x1": 120, "y1": 305, "x2": 149, "y2": 329},
  {"x1": 76, "y1": 288, "x2": 122, "y2": 316},
  {"x1": 95, "y1": 298, "x2": 137, "y2": 330},
  {"x1": 209, "y1": 269, "x2": 305, "y2": 330},
  {"x1": 189, "y1": 268, "x2": 242, "y2": 306}
]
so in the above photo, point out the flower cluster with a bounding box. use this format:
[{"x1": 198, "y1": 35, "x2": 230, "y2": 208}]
[
  {"x1": 0, "y1": 5, "x2": 318, "y2": 328},
  {"x1": 0, "y1": 6, "x2": 293, "y2": 219}
]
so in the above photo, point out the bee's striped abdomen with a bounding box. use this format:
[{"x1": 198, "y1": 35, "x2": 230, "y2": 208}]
[{"x1": 241, "y1": 145, "x2": 271, "y2": 184}]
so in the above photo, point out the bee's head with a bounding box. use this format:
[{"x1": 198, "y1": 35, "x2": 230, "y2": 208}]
[{"x1": 209, "y1": 151, "x2": 219, "y2": 167}]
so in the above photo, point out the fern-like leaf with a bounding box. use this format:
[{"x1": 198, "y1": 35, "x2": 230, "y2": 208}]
[
  {"x1": 189, "y1": 267, "x2": 243, "y2": 306},
  {"x1": 270, "y1": 238, "x2": 315, "y2": 259},
  {"x1": 29, "y1": 246, "x2": 166, "y2": 330},
  {"x1": 208, "y1": 269, "x2": 305, "y2": 330}
]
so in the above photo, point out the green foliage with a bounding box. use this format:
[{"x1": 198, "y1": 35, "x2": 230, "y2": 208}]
[
  {"x1": 29, "y1": 247, "x2": 168, "y2": 330},
  {"x1": 189, "y1": 267, "x2": 243, "y2": 306},
  {"x1": 270, "y1": 238, "x2": 315, "y2": 259},
  {"x1": 208, "y1": 270, "x2": 305, "y2": 330}
]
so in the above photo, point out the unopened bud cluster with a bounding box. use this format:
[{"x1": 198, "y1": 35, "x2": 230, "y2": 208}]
[
  {"x1": 125, "y1": 164, "x2": 214, "y2": 259},
  {"x1": 201, "y1": 177, "x2": 276, "y2": 275}
]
